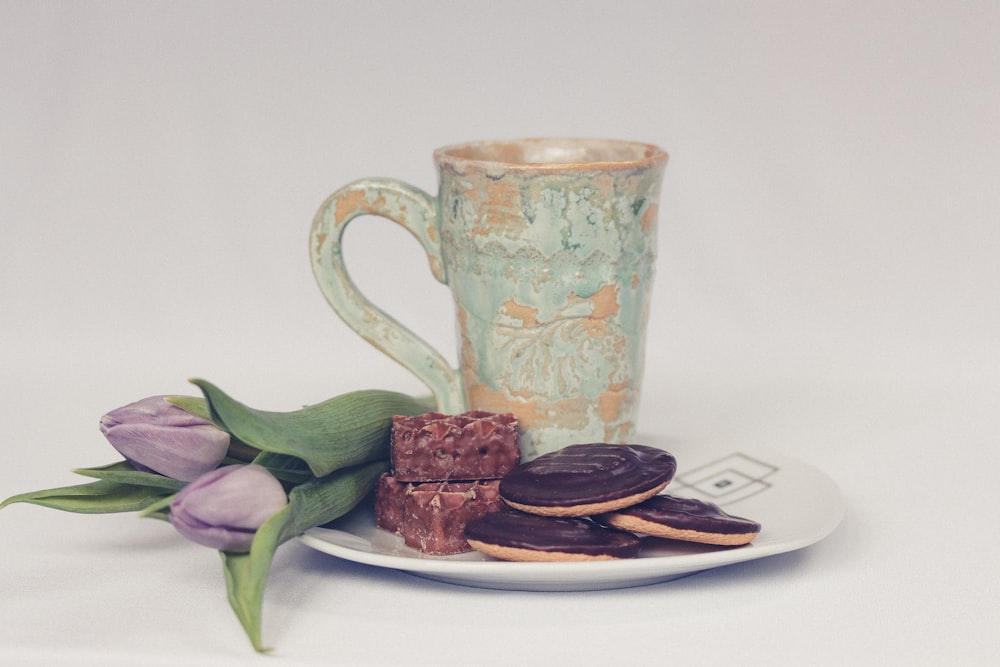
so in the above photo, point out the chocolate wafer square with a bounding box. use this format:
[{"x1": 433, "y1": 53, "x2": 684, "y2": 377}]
[{"x1": 390, "y1": 410, "x2": 520, "y2": 482}]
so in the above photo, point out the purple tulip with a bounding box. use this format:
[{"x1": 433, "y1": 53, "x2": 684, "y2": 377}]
[
  {"x1": 169, "y1": 465, "x2": 288, "y2": 552},
  {"x1": 100, "y1": 395, "x2": 230, "y2": 482}
]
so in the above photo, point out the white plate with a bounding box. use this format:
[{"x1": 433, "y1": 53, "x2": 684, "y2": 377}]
[{"x1": 300, "y1": 438, "x2": 843, "y2": 591}]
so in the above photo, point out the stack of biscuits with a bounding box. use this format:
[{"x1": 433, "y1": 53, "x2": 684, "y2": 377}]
[
  {"x1": 374, "y1": 410, "x2": 520, "y2": 555},
  {"x1": 465, "y1": 443, "x2": 763, "y2": 562}
]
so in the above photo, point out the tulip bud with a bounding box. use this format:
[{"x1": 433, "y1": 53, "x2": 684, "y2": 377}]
[
  {"x1": 100, "y1": 395, "x2": 230, "y2": 482},
  {"x1": 169, "y1": 465, "x2": 288, "y2": 552}
]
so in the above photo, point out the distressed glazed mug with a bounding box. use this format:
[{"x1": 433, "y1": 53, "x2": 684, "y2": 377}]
[{"x1": 310, "y1": 138, "x2": 668, "y2": 459}]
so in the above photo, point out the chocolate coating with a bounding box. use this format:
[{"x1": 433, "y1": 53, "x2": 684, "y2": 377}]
[
  {"x1": 465, "y1": 511, "x2": 641, "y2": 558},
  {"x1": 499, "y1": 443, "x2": 676, "y2": 507},
  {"x1": 600, "y1": 494, "x2": 761, "y2": 535}
]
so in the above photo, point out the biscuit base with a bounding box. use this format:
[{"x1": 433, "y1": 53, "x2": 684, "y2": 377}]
[
  {"x1": 501, "y1": 481, "x2": 669, "y2": 518},
  {"x1": 601, "y1": 513, "x2": 759, "y2": 546},
  {"x1": 466, "y1": 539, "x2": 626, "y2": 562}
]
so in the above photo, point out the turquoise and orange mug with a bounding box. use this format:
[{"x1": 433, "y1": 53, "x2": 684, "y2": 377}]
[{"x1": 310, "y1": 138, "x2": 668, "y2": 459}]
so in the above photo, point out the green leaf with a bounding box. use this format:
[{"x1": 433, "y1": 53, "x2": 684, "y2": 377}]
[
  {"x1": 221, "y1": 504, "x2": 290, "y2": 653},
  {"x1": 190, "y1": 379, "x2": 431, "y2": 477},
  {"x1": 0, "y1": 479, "x2": 173, "y2": 513},
  {"x1": 137, "y1": 494, "x2": 176, "y2": 521},
  {"x1": 71, "y1": 461, "x2": 186, "y2": 491},
  {"x1": 251, "y1": 451, "x2": 314, "y2": 484},
  {"x1": 219, "y1": 459, "x2": 388, "y2": 652},
  {"x1": 165, "y1": 395, "x2": 212, "y2": 420},
  {"x1": 279, "y1": 459, "x2": 388, "y2": 538}
]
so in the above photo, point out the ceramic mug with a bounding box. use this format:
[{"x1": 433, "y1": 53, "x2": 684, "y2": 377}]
[{"x1": 310, "y1": 138, "x2": 668, "y2": 459}]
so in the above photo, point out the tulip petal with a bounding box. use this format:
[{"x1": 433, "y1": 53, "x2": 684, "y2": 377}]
[
  {"x1": 169, "y1": 465, "x2": 288, "y2": 553},
  {"x1": 100, "y1": 396, "x2": 230, "y2": 482},
  {"x1": 171, "y1": 510, "x2": 258, "y2": 552}
]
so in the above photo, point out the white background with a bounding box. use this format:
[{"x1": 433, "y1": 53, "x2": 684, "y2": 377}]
[{"x1": 2, "y1": 1, "x2": 998, "y2": 665}]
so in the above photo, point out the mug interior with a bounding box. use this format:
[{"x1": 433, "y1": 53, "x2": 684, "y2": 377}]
[{"x1": 435, "y1": 138, "x2": 666, "y2": 168}]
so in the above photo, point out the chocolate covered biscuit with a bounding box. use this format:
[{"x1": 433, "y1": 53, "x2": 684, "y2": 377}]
[
  {"x1": 465, "y1": 511, "x2": 642, "y2": 562},
  {"x1": 499, "y1": 443, "x2": 677, "y2": 517},
  {"x1": 596, "y1": 494, "x2": 761, "y2": 546}
]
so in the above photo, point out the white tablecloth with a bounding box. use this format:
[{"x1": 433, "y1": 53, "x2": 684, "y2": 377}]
[{"x1": 2, "y1": 2, "x2": 998, "y2": 665}]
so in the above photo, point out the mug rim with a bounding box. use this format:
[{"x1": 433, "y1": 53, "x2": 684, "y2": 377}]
[{"x1": 434, "y1": 138, "x2": 668, "y2": 172}]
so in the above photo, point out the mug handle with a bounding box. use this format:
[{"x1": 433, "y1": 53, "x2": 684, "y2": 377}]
[{"x1": 309, "y1": 178, "x2": 465, "y2": 413}]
